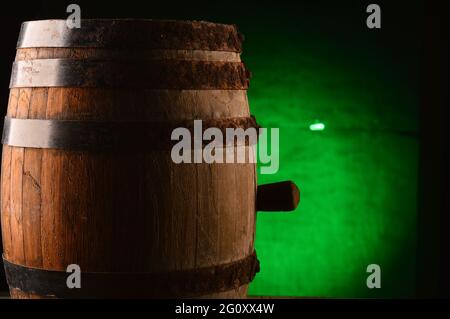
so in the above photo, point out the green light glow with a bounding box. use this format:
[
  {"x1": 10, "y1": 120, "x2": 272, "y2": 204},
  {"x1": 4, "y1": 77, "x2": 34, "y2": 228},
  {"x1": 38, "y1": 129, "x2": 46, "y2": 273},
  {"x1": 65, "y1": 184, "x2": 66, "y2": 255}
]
[{"x1": 309, "y1": 122, "x2": 325, "y2": 131}]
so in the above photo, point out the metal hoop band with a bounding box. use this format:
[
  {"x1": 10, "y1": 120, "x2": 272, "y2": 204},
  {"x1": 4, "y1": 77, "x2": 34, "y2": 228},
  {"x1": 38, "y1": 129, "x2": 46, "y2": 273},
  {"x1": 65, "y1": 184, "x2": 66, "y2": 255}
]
[
  {"x1": 3, "y1": 252, "x2": 259, "y2": 298},
  {"x1": 10, "y1": 59, "x2": 249, "y2": 89},
  {"x1": 2, "y1": 117, "x2": 259, "y2": 150},
  {"x1": 17, "y1": 19, "x2": 243, "y2": 52}
]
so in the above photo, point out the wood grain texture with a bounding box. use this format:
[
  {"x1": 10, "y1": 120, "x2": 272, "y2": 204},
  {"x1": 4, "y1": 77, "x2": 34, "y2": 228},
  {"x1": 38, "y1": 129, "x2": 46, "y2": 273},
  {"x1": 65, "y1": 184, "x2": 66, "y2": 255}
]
[{"x1": 1, "y1": 32, "x2": 256, "y2": 299}]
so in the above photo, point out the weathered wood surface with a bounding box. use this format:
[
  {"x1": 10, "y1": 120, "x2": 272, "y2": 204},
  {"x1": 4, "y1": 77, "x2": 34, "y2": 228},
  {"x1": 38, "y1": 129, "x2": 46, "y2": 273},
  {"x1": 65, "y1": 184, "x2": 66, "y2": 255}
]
[{"x1": 1, "y1": 20, "x2": 256, "y2": 299}]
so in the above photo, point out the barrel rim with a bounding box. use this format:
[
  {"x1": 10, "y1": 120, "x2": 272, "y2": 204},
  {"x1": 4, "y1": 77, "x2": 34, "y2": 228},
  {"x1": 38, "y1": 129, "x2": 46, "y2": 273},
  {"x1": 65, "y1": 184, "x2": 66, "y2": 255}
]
[
  {"x1": 17, "y1": 19, "x2": 243, "y2": 52},
  {"x1": 20, "y1": 18, "x2": 238, "y2": 28}
]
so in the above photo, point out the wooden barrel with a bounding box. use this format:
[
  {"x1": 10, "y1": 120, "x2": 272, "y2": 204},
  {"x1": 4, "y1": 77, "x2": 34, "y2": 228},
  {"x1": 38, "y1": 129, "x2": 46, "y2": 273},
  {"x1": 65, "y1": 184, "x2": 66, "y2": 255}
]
[{"x1": 1, "y1": 19, "x2": 259, "y2": 299}]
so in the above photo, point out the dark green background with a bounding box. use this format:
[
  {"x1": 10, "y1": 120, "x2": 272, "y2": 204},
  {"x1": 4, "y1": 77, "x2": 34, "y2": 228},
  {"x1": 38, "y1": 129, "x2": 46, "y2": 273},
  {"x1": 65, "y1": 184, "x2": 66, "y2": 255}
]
[
  {"x1": 0, "y1": 0, "x2": 424, "y2": 297},
  {"x1": 237, "y1": 1, "x2": 422, "y2": 298}
]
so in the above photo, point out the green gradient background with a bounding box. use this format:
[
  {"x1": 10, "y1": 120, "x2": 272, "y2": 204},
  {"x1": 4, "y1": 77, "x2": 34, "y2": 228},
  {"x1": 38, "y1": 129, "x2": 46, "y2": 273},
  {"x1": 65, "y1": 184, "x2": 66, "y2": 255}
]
[{"x1": 235, "y1": 3, "x2": 421, "y2": 297}]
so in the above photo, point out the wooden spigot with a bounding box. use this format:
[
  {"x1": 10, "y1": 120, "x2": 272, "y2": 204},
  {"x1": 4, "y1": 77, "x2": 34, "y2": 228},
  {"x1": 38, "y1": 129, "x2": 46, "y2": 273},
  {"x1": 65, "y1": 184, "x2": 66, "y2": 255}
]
[{"x1": 256, "y1": 180, "x2": 300, "y2": 212}]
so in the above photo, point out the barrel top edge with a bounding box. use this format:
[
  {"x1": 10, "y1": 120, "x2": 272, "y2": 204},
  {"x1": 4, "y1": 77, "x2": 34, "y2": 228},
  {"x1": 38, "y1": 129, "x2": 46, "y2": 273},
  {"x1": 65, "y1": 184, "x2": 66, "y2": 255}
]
[
  {"x1": 17, "y1": 19, "x2": 243, "y2": 52},
  {"x1": 20, "y1": 19, "x2": 239, "y2": 29}
]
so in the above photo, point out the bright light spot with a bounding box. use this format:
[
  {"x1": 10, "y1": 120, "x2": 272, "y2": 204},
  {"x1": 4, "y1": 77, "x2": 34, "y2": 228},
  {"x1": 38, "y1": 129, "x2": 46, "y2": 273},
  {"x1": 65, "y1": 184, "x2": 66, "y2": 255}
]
[{"x1": 309, "y1": 122, "x2": 325, "y2": 131}]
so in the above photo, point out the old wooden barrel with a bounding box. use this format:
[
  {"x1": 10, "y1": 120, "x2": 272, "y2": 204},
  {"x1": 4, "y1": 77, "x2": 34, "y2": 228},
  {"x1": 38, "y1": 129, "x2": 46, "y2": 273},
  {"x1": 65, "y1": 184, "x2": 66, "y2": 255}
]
[{"x1": 1, "y1": 19, "x2": 299, "y2": 299}]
